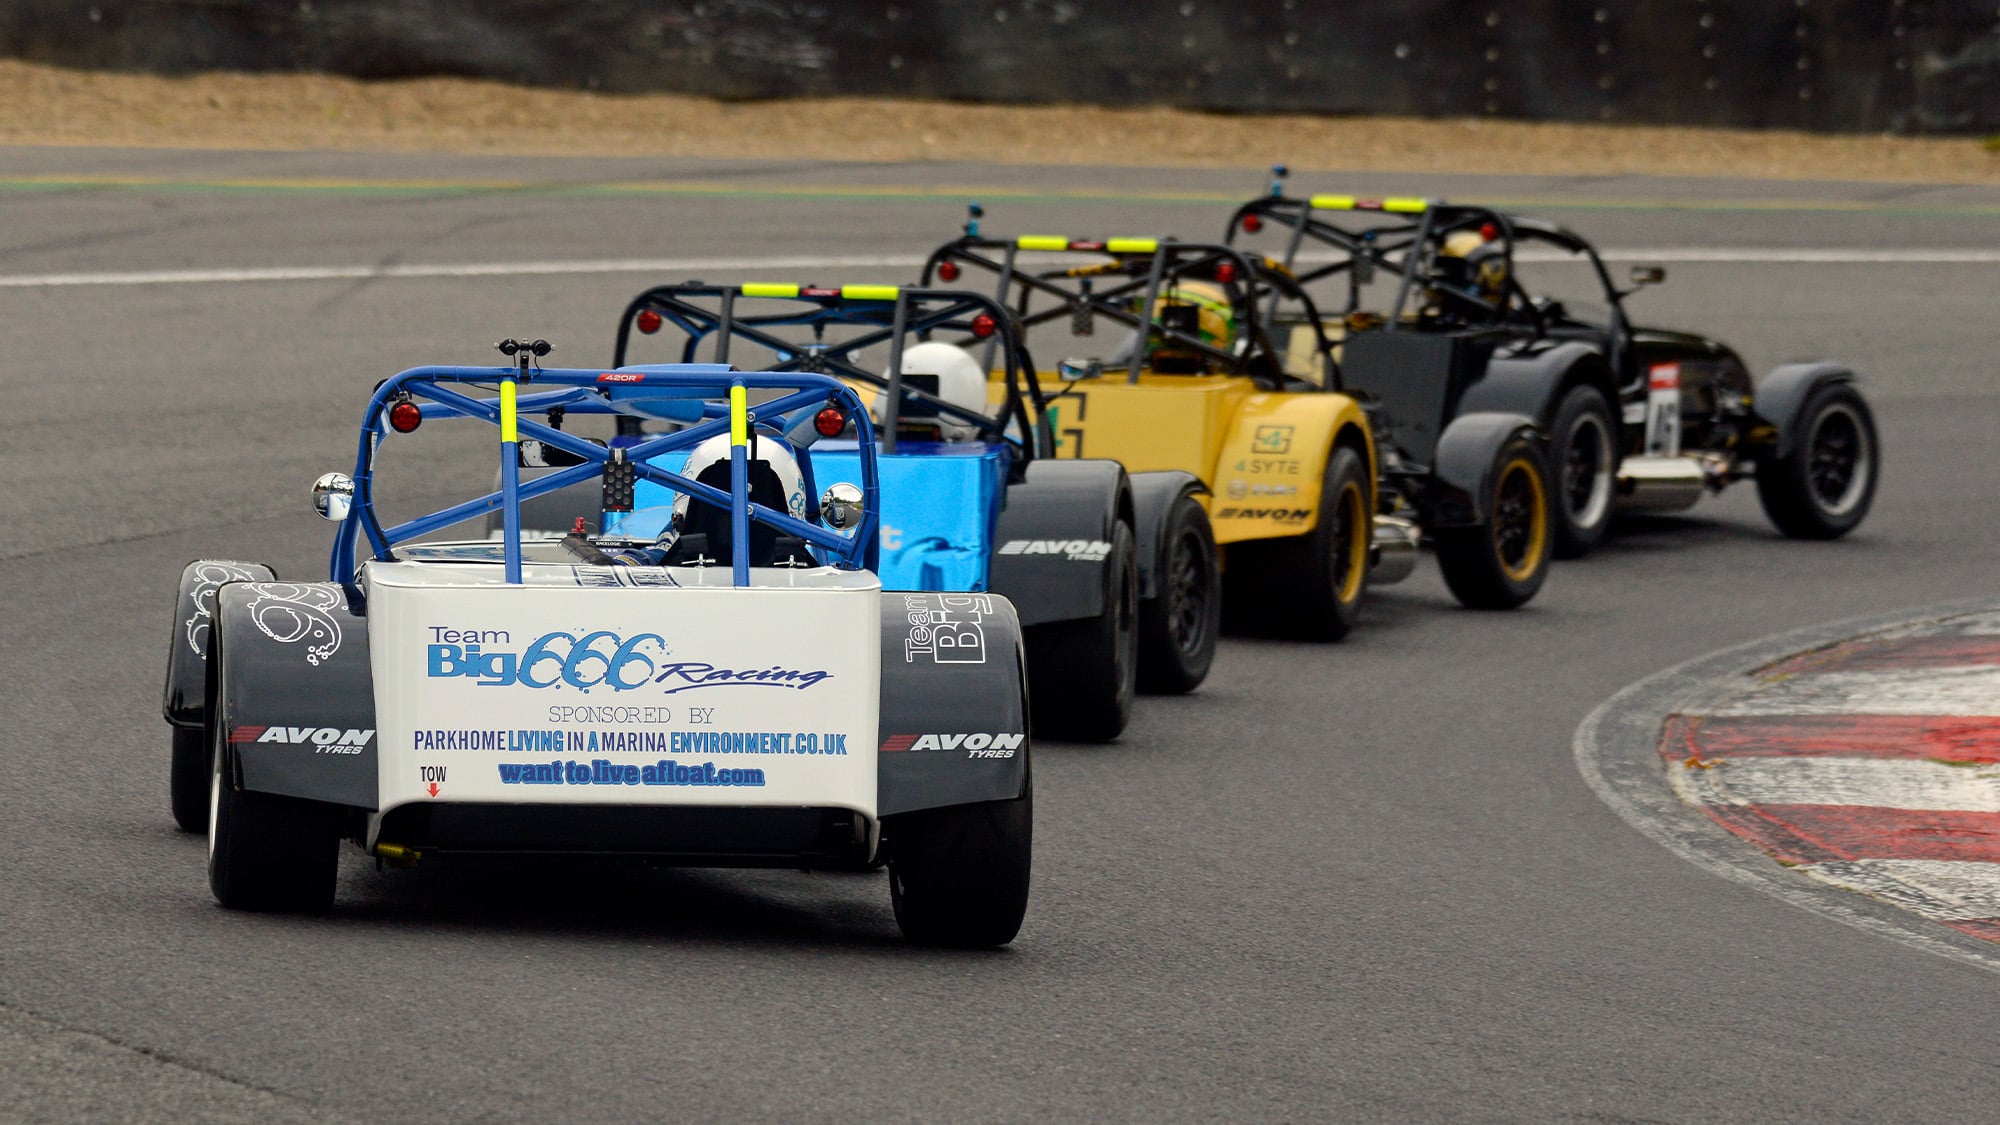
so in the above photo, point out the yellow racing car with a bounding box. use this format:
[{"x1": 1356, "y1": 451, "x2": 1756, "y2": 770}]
[{"x1": 918, "y1": 207, "x2": 1553, "y2": 621}]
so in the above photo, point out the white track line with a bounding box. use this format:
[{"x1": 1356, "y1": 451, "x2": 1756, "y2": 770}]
[
  {"x1": 4, "y1": 247, "x2": 2000, "y2": 289},
  {"x1": 1712, "y1": 666, "x2": 2000, "y2": 717},
  {"x1": 1680, "y1": 756, "x2": 2000, "y2": 812},
  {"x1": 1804, "y1": 860, "x2": 2000, "y2": 922}
]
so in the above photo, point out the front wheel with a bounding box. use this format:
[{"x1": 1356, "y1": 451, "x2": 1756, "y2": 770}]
[
  {"x1": 1137, "y1": 492, "x2": 1219, "y2": 694},
  {"x1": 1547, "y1": 384, "x2": 1617, "y2": 559},
  {"x1": 1755, "y1": 383, "x2": 1878, "y2": 539},
  {"x1": 1024, "y1": 520, "x2": 1137, "y2": 741},
  {"x1": 888, "y1": 783, "x2": 1032, "y2": 948},
  {"x1": 1435, "y1": 436, "x2": 1552, "y2": 610}
]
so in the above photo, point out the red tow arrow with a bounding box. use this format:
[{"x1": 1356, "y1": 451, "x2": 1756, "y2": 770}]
[{"x1": 426, "y1": 782, "x2": 440, "y2": 797}]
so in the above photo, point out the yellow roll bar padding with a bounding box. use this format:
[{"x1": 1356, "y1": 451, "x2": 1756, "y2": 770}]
[
  {"x1": 1308, "y1": 194, "x2": 1358, "y2": 211},
  {"x1": 1106, "y1": 237, "x2": 1159, "y2": 254},
  {"x1": 839, "y1": 284, "x2": 900, "y2": 301},
  {"x1": 729, "y1": 384, "x2": 748, "y2": 446},
  {"x1": 1382, "y1": 197, "x2": 1431, "y2": 213},
  {"x1": 741, "y1": 282, "x2": 800, "y2": 298},
  {"x1": 500, "y1": 380, "x2": 518, "y2": 442},
  {"x1": 1016, "y1": 235, "x2": 1070, "y2": 251},
  {"x1": 1306, "y1": 194, "x2": 1432, "y2": 214}
]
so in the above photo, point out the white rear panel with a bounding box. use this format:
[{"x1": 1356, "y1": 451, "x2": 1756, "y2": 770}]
[{"x1": 365, "y1": 562, "x2": 881, "y2": 820}]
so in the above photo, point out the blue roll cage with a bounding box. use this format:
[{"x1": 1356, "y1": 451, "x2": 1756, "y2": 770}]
[{"x1": 331, "y1": 365, "x2": 880, "y2": 590}]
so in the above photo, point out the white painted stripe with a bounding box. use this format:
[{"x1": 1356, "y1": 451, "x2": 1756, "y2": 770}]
[
  {"x1": 1803, "y1": 859, "x2": 2000, "y2": 922},
  {"x1": 1683, "y1": 756, "x2": 2000, "y2": 812},
  {"x1": 4, "y1": 247, "x2": 1999, "y2": 289},
  {"x1": 0, "y1": 254, "x2": 927, "y2": 289},
  {"x1": 1714, "y1": 666, "x2": 2000, "y2": 717}
]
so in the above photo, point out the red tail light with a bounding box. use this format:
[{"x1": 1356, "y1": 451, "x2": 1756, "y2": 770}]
[
  {"x1": 1242, "y1": 214, "x2": 1263, "y2": 234},
  {"x1": 636, "y1": 309, "x2": 663, "y2": 334},
  {"x1": 1478, "y1": 223, "x2": 1498, "y2": 241},
  {"x1": 971, "y1": 313, "x2": 997, "y2": 338},
  {"x1": 937, "y1": 260, "x2": 961, "y2": 282},
  {"x1": 388, "y1": 400, "x2": 423, "y2": 433},
  {"x1": 814, "y1": 406, "x2": 847, "y2": 438},
  {"x1": 1214, "y1": 261, "x2": 1238, "y2": 283}
]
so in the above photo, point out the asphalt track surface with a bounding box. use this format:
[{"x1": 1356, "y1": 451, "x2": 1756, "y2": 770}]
[{"x1": 4, "y1": 148, "x2": 2000, "y2": 1121}]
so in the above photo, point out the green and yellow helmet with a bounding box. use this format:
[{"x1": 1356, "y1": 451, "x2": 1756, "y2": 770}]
[{"x1": 1148, "y1": 280, "x2": 1236, "y2": 373}]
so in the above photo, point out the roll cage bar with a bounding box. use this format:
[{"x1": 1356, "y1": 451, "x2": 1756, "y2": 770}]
[
  {"x1": 334, "y1": 361, "x2": 880, "y2": 591},
  {"x1": 920, "y1": 210, "x2": 1342, "y2": 391},
  {"x1": 1224, "y1": 167, "x2": 1638, "y2": 364},
  {"x1": 613, "y1": 283, "x2": 1051, "y2": 459}
]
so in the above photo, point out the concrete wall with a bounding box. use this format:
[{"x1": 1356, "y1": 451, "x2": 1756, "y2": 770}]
[{"x1": 3, "y1": 1, "x2": 1996, "y2": 134}]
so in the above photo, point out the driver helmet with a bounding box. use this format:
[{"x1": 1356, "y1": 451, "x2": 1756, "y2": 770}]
[
  {"x1": 1149, "y1": 280, "x2": 1235, "y2": 373},
  {"x1": 876, "y1": 341, "x2": 989, "y2": 442},
  {"x1": 1433, "y1": 229, "x2": 1509, "y2": 306},
  {"x1": 665, "y1": 431, "x2": 808, "y2": 546}
]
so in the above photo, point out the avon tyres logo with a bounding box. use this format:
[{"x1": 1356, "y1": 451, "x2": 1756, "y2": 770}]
[
  {"x1": 881, "y1": 732, "x2": 1025, "y2": 758},
  {"x1": 1214, "y1": 507, "x2": 1311, "y2": 522},
  {"x1": 997, "y1": 539, "x2": 1111, "y2": 562},
  {"x1": 427, "y1": 628, "x2": 831, "y2": 694},
  {"x1": 230, "y1": 726, "x2": 374, "y2": 749}
]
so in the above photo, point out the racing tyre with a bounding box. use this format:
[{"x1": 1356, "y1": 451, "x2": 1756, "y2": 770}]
[
  {"x1": 1547, "y1": 384, "x2": 1617, "y2": 559},
  {"x1": 207, "y1": 642, "x2": 339, "y2": 912},
  {"x1": 1229, "y1": 446, "x2": 1370, "y2": 640},
  {"x1": 1755, "y1": 383, "x2": 1878, "y2": 540},
  {"x1": 1435, "y1": 437, "x2": 1552, "y2": 610},
  {"x1": 888, "y1": 782, "x2": 1032, "y2": 948},
  {"x1": 1137, "y1": 492, "x2": 1219, "y2": 694},
  {"x1": 1025, "y1": 520, "x2": 1137, "y2": 741},
  {"x1": 170, "y1": 725, "x2": 208, "y2": 833}
]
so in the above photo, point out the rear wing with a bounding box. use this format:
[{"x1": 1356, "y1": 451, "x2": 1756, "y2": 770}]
[
  {"x1": 333, "y1": 352, "x2": 879, "y2": 589},
  {"x1": 613, "y1": 282, "x2": 1050, "y2": 458},
  {"x1": 920, "y1": 207, "x2": 1336, "y2": 389}
]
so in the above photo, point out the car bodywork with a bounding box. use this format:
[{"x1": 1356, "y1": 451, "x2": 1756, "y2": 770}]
[
  {"x1": 163, "y1": 355, "x2": 1033, "y2": 943},
  {"x1": 608, "y1": 282, "x2": 1222, "y2": 736},
  {"x1": 1228, "y1": 174, "x2": 1877, "y2": 552}
]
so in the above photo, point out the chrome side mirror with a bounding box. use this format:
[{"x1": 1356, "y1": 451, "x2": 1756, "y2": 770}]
[
  {"x1": 311, "y1": 472, "x2": 355, "y2": 522},
  {"x1": 1058, "y1": 357, "x2": 1104, "y2": 382},
  {"x1": 1629, "y1": 264, "x2": 1666, "y2": 287},
  {"x1": 820, "y1": 482, "x2": 865, "y2": 532}
]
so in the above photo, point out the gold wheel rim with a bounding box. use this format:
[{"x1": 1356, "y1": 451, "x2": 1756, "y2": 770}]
[
  {"x1": 1337, "y1": 481, "x2": 1368, "y2": 604},
  {"x1": 1494, "y1": 457, "x2": 1548, "y2": 583}
]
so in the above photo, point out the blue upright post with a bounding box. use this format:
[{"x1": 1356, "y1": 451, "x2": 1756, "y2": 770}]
[{"x1": 728, "y1": 379, "x2": 750, "y2": 588}]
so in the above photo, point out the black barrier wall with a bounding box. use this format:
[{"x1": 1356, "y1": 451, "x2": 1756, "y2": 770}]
[{"x1": 3, "y1": 1, "x2": 1997, "y2": 134}]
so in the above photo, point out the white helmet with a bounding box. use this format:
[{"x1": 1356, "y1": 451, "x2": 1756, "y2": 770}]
[
  {"x1": 666, "y1": 432, "x2": 807, "y2": 547},
  {"x1": 877, "y1": 341, "x2": 989, "y2": 442}
]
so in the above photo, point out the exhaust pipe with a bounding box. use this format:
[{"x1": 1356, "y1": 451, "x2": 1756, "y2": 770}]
[
  {"x1": 1615, "y1": 456, "x2": 1705, "y2": 513},
  {"x1": 1368, "y1": 516, "x2": 1420, "y2": 585}
]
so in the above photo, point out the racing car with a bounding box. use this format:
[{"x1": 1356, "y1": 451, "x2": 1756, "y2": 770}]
[
  {"x1": 1227, "y1": 170, "x2": 1879, "y2": 557},
  {"x1": 604, "y1": 281, "x2": 1219, "y2": 741},
  {"x1": 917, "y1": 208, "x2": 1554, "y2": 615},
  {"x1": 161, "y1": 342, "x2": 1033, "y2": 946}
]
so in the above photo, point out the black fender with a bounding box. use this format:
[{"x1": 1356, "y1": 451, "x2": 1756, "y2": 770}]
[
  {"x1": 1755, "y1": 363, "x2": 1861, "y2": 459},
  {"x1": 1426, "y1": 412, "x2": 1541, "y2": 528},
  {"x1": 212, "y1": 581, "x2": 378, "y2": 810},
  {"x1": 1458, "y1": 341, "x2": 1621, "y2": 434},
  {"x1": 163, "y1": 559, "x2": 276, "y2": 729},
  {"x1": 988, "y1": 459, "x2": 1133, "y2": 628},
  {"x1": 1127, "y1": 470, "x2": 1209, "y2": 601},
  {"x1": 877, "y1": 592, "x2": 1030, "y2": 816}
]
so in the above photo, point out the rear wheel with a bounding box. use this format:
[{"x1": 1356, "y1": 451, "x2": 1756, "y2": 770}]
[
  {"x1": 1435, "y1": 437, "x2": 1552, "y2": 610},
  {"x1": 1025, "y1": 521, "x2": 1137, "y2": 741},
  {"x1": 1137, "y1": 493, "x2": 1219, "y2": 694},
  {"x1": 170, "y1": 726, "x2": 208, "y2": 833},
  {"x1": 1232, "y1": 446, "x2": 1370, "y2": 640},
  {"x1": 1548, "y1": 384, "x2": 1617, "y2": 559},
  {"x1": 1756, "y1": 382, "x2": 1878, "y2": 539},
  {"x1": 888, "y1": 782, "x2": 1032, "y2": 948},
  {"x1": 207, "y1": 639, "x2": 339, "y2": 912}
]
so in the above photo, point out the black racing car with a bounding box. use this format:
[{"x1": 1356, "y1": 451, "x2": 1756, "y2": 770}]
[{"x1": 1228, "y1": 172, "x2": 1879, "y2": 557}]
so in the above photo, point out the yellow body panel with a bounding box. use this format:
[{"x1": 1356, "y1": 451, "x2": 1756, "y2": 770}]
[{"x1": 994, "y1": 374, "x2": 1374, "y2": 545}]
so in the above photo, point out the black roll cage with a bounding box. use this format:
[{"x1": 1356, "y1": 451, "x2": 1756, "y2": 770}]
[
  {"x1": 613, "y1": 283, "x2": 1053, "y2": 459},
  {"x1": 919, "y1": 232, "x2": 1343, "y2": 391}
]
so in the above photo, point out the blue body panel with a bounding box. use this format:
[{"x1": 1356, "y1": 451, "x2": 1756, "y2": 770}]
[{"x1": 813, "y1": 442, "x2": 1010, "y2": 592}]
